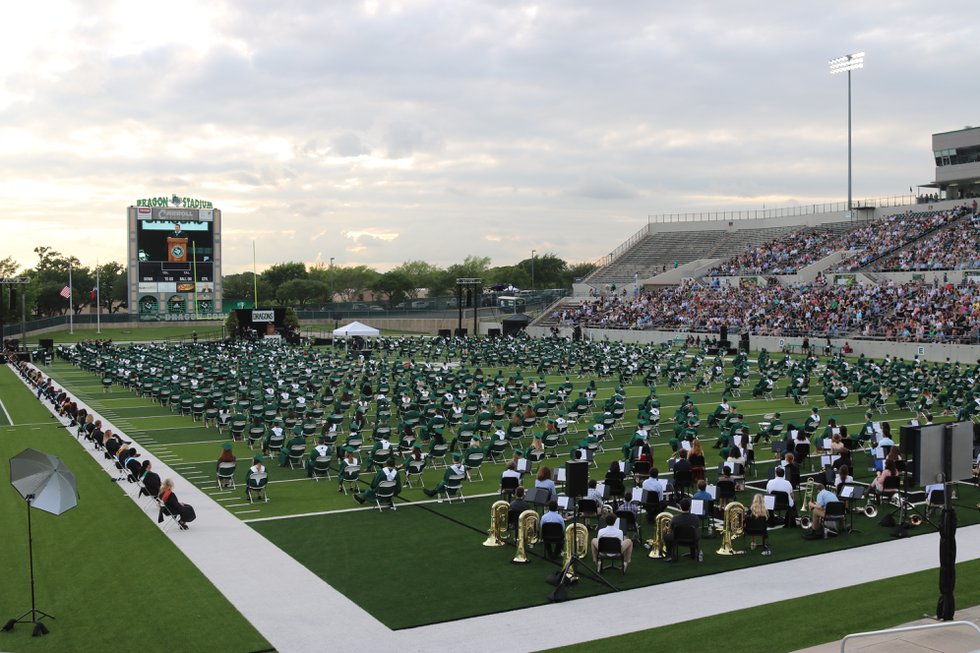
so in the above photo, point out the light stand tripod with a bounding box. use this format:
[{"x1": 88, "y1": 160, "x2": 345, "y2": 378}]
[
  {"x1": 3, "y1": 495, "x2": 54, "y2": 636},
  {"x1": 545, "y1": 500, "x2": 618, "y2": 602}
]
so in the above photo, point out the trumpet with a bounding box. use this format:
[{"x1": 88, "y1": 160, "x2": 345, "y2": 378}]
[
  {"x1": 482, "y1": 500, "x2": 509, "y2": 547},
  {"x1": 646, "y1": 512, "x2": 672, "y2": 559},
  {"x1": 512, "y1": 509, "x2": 540, "y2": 563}
]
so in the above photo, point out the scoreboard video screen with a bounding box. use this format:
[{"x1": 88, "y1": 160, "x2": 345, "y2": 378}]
[{"x1": 136, "y1": 208, "x2": 215, "y2": 285}]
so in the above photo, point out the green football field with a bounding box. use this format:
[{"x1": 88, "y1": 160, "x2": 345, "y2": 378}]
[{"x1": 33, "y1": 348, "x2": 980, "y2": 632}]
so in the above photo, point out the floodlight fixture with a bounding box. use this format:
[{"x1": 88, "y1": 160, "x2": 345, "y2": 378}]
[
  {"x1": 828, "y1": 52, "x2": 864, "y2": 74},
  {"x1": 829, "y1": 52, "x2": 865, "y2": 213}
]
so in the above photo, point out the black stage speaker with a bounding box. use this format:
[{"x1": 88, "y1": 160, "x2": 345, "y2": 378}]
[
  {"x1": 39, "y1": 338, "x2": 54, "y2": 350},
  {"x1": 720, "y1": 325, "x2": 728, "y2": 342},
  {"x1": 565, "y1": 460, "x2": 589, "y2": 498},
  {"x1": 572, "y1": 326, "x2": 582, "y2": 342},
  {"x1": 454, "y1": 328, "x2": 467, "y2": 336},
  {"x1": 487, "y1": 328, "x2": 501, "y2": 338},
  {"x1": 739, "y1": 333, "x2": 750, "y2": 353},
  {"x1": 437, "y1": 329, "x2": 452, "y2": 337}
]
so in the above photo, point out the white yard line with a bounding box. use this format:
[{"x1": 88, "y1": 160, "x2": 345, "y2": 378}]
[{"x1": 0, "y1": 396, "x2": 14, "y2": 425}]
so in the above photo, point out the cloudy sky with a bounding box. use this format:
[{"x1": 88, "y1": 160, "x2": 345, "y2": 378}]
[{"x1": 2, "y1": 1, "x2": 977, "y2": 275}]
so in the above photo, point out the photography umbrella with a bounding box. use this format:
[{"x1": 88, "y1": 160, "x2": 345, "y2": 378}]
[{"x1": 4, "y1": 448, "x2": 78, "y2": 637}]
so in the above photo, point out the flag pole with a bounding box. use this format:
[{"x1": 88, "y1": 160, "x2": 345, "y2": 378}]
[
  {"x1": 252, "y1": 240, "x2": 258, "y2": 308},
  {"x1": 96, "y1": 260, "x2": 101, "y2": 335},
  {"x1": 68, "y1": 263, "x2": 74, "y2": 335}
]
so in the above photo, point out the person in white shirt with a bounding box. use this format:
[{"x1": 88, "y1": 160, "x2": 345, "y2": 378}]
[
  {"x1": 766, "y1": 466, "x2": 795, "y2": 507},
  {"x1": 640, "y1": 468, "x2": 666, "y2": 522},
  {"x1": 591, "y1": 514, "x2": 633, "y2": 570},
  {"x1": 501, "y1": 460, "x2": 522, "y2": 482}
]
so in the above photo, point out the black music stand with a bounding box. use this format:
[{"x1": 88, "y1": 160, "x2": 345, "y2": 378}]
[
  {"x1": 839, "y1": 482, "x2": 865, "y2": 534},
  {"x1": 545, "y1": 486, "x2": 617, "y2": 602}
]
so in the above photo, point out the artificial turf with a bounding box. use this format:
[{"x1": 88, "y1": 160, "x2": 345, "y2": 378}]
[
  {"x1": 0, "y1": 364, "x2": 272, "y2": 653},
  {"x1": 249, "y1": 486, "x2": 980, "y2": 629},
  {"x1": 34, "y1": 347, "x2": 980, "y2": 631},
  {"x1": 541, "y1": 557, "x2": 980, "y2": 653}
]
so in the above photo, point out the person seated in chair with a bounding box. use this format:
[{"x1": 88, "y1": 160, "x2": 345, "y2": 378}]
[
  {"x1": 139, "y1": 460, "x2": 161, "y2": 497},
  {"x1": 305, "y1": 440, "x2": 331, "y2": 478},
  {"x1": 746, "y1": 493, "x2": 770, "y2": 554},
  {"x1": 365, "y1": 433, "x2": 394, "y2": 471},
  {"x1": 501, "y1": 459, "x2": 522, "y2": 484},
  {"x1": 534, "y1": 465, "x2": 557, "y2": 503},
  {"x1": 663, "y1": 498, "x2": 700, "y2": 562},
  {"x1": 591, "y1": 513, "x2": 633, "y2": 571},
  {"x1": 585, "y1": 478, "x2": 606, "y2": 512},
  {"x1": 707, "y1": 397, "x2": 731, "y2": 428},
  {"x1": 262, "y1": 420, "x2": 285, "y2": 455},
  {"x1": 402, "y1": 445, "x2": 426, "y2": 474},
  {"x1": 754, "y1": 411, "x2": 782, "y2": 444},
  {"x1": 540, "y1": 500, "x2": 566, "y2": 559},
  {"x1": 424, "y1": 452, "x2": 467, "y2": 499},
  {"x1": 509, "y1": 486, "x2": 531, "y2": 515},
  {"x1": 355, "y1": 458, "x2": 401, "y2": 505},
  {"x1": 766, "y1": 465, "x2": 796, "y2": 525},
  {"x1": 808, "y1": 482, "x2": 840, "y2": 534},
  {"x1": 641, "y1": 467, "x2": 666, "y2": 522},
  {"x1": 246, "y1": 453, "x2": 266, "y2": 486},
  {"x1": 872, "y1": 459, "x2": 898, "y2": 493},
  {"x1": 336, "y1": 447, "x2": 359, "y2": 492},
  {"x1": 278, "y1": 428, "x2": 306, "y2": 467},
  {"x1": 157, "y1": 478, "x2": 191, "y2": 530}
]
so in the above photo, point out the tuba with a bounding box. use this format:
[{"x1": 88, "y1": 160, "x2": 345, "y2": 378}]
[
  {"x1": 482, "y1": 500, "x2": 510, "y2": 547},
  {"x1": 646, "y1": 512, "x2": 673, "y2": 559},
  {"x1": 512, "y1": 509, "x2": 540, "y2": 563},
  {"x1": 798, "y1": 479, "x2": 815, "y2": 529},
  {"x1": 562, "y1": 523, "x2": 590, "y2": 581},
  {"x1": 717, "y1": 501, "x2": 746, "y2": 555}
]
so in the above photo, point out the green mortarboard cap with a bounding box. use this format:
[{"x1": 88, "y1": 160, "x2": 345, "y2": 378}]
[{"x1": 222, "y1": 442, "x2": 233, "y2": 450}]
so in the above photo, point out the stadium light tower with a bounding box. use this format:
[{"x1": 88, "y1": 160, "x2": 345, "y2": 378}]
[
  {"x1": 531, "y1": 249, "x2": 536, "y2": 290},
  {"x1": 829, "y1": 51, "x2": 864, "y2": 214}
]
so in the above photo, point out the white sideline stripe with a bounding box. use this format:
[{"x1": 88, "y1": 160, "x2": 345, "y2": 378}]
[
  {"x1": 243, "y1": 491, "x2": 502, "y2": 523},
  {"x1": 21, "y1": 361, "x2": 980, "y2": 653},
  {"x1": 0, "y1": 396, "x2": 14, "y2": 425}
]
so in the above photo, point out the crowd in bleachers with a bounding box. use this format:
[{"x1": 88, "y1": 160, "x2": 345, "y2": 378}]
[
  {"x1": 707, "y1": 228, "x2": 841, "y2": 276},
  {"x1": 707, "y1": 206, "x2": 974, "y2": 276},
  {"x1": 552, "y1": 278, "x2": 980, "y2": 342},
  {"x1": 830, "y1": 207, "x2": 970, "y2": 272},
  {"x1": 873, "y1": 215, "x2": 980, "y2": 272}
]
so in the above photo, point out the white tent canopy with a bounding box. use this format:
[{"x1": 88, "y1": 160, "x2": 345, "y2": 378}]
[{"x1": 332, "y1": 321, "x2": 380, "y2": 338}]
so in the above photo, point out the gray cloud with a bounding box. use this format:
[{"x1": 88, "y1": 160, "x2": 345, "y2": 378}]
[{"x1": 0, "y1": 0, "x2": 978, "y2": 274}]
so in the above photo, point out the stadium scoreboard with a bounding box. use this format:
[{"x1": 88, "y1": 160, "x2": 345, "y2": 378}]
[{"x1": 127, "y1": 200, "x2": 223, "y2": 319}]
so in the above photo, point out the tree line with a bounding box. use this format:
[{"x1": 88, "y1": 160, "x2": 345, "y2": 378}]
[
  {"x1": 0, "y1": 248, "x2": 127, "y2": 323},
  {"x1": 223, "y1": 254, "x2": 595, "y2": 307},
  {"x1": 0, "y1": 250, "x2": 595, "y2": 322}
]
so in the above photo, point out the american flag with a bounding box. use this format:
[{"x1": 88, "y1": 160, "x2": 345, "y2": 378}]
[{"x1": 59, "y1": 285, "x2": 72, "y2": 299}]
